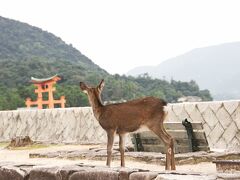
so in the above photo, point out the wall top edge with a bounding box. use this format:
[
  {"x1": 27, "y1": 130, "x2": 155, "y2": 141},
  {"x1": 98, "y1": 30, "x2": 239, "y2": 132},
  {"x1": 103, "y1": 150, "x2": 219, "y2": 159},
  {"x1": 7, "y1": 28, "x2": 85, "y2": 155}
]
[
  {"x1": 0, "y1": 106, "x2": 92, "y2": 113},
  {"x1": 1, "y1": 99, "x2": 240, "y2": 113},
  {"x1": 168, "y1": 99, "x2": 240, "y2": 106}
]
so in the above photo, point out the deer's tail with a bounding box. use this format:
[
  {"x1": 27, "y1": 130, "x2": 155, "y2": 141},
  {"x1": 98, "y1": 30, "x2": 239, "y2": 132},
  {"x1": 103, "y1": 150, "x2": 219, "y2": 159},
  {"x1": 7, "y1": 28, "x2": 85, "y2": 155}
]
[{"x1": 163, "y1": 100, "x2": 168, "y2": 121}]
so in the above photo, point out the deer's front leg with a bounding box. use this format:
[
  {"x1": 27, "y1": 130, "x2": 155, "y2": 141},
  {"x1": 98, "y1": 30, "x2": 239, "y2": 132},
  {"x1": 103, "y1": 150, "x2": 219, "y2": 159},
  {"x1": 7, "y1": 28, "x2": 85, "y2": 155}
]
[
  {"x1": 119, "y1": 133, "x2": 125, "y2": 167},
  {"x1": 106, "y1": 130, "x2": 115, "y2": 167}
]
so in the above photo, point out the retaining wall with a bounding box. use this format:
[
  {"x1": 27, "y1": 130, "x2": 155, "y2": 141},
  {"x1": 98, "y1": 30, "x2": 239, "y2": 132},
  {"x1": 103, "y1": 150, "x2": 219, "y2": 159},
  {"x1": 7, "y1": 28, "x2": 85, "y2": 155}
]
[
  {"x1": 166, "y1": 100, "x2": 240, "y2": 149},
  {"x1": 0, "y1": 100, "x2": 240, "y2": 149},
  {"x1": 0, "y1": 107, "x2": 106, "y2": 144}
]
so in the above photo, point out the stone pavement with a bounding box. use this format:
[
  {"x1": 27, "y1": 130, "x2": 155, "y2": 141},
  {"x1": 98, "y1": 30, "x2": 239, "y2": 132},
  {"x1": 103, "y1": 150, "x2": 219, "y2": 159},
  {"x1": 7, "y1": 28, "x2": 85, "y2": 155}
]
[
  {"x1": 1, "y1": 145, "x2": 240, "y2": 179},
  {"x1": 0, "y1": 162, "x2": 219, "y2": 180},
  {"x1": 30, "y1": 148, "x2": 240, "y2": 166},
  {"x1": 2, "y1": 161, "x2": 240, "y2": 179}
]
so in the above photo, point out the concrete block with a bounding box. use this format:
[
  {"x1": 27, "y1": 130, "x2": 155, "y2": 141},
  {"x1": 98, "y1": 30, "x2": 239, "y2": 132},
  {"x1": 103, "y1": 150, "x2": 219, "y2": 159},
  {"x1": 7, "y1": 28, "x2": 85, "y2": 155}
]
[
  {"x1": 129, "y1": 172, "x2": 158, "y2": 180},
  {"x1": 208, "y1": 102, "x2": 222, "y2": 113},
  {"x1": 216, "y1": 107, "x2": 232, "y2": 129},
  {"x1": 202, "y1": 122, "x2": 211, "y2": 137},
  {"x1": 222, "y1": 122, "x2": 238, "y2": 144},
  {"x1": 232, "y1": 106, "x2": 240, "y2": 129},
  {"x1": 119, "y1": 168, "x2": 138, "y2": 180},
  {"x1": 184, "y1": 103, "x2": 196, "y2": 115},
  {"x1": 202, "y1": 107, "x2": 218, "y2": 129},
  {"x1": 0, "y1": 166, "x2": 26, "y2": 180},
  {"x1": 188, "y1": 108, "x2": 204, "y2": 123},
  {"x1": 208, "y1": 122, "x2": 224, "y2": 146},
  {"x1": 223, "y1": 101, "x2": 239, "y2": 115},
  {"x1": 57, "y1": 165, "x2": 88, "y2": 180},
  {"x1": 196, "y1": 102, "x2": 209, "y2": 113},
  {"x1": 214, "y1": 138, "x2": 227, "y2": 149},
  {"x1": 70, "y1": 170, "x2": 119, "y2": 180},
  {"x1": 217, "y1": 173, "x2": 240, "y2": 179},
  {"x1": 236, "y1": 132, "x2": 240, "y2": 141},
  {"x1": 165, "y1": 106, "x2": 180, "y2": 122},
  {"x1": 155, "y1": 173, "x2": 216, "y2": 180},
  {"x1": 29, "y1": 166, "x2": 61, "y2": 180},
  {"x1": 172, "y1": 104, "x2": 185, "y2": 116}
]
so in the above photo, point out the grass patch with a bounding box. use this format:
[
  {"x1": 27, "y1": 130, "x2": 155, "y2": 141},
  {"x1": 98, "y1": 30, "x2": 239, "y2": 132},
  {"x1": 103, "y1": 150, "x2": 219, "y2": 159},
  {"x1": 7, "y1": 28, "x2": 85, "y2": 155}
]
[
  {"x1": 0, "y1": 142, "x2": 9, "y2": 148},
  {"x1": 7, "y1": 143, "x2": 50, "y2": 150},
  {"x1": 1, "y1": 141, "x2": 72, "y2": 151}
]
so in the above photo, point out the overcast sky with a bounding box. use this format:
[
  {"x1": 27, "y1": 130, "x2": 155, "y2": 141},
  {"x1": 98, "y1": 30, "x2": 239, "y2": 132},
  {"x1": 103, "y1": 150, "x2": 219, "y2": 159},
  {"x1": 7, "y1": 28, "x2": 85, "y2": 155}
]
[{"x1": 1, "y1": 0, "x2": 240, "y2": 74}]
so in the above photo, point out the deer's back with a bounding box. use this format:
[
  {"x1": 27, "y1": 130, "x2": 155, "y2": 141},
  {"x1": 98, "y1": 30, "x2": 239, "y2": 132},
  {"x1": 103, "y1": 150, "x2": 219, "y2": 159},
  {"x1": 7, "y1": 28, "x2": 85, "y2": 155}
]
[{"x1": 99, "y1": 97, "x2": 167, "y2": 133}]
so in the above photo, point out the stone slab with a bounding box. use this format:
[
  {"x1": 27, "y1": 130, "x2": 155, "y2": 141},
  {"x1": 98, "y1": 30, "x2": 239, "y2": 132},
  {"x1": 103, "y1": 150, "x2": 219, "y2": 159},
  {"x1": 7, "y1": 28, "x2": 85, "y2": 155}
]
[
  {"x1": 129, "y1": 172, "x2": 159, "y2": 180},
  {"x1": 69, "y1": 170, "x2": 119, "y2": 180}
]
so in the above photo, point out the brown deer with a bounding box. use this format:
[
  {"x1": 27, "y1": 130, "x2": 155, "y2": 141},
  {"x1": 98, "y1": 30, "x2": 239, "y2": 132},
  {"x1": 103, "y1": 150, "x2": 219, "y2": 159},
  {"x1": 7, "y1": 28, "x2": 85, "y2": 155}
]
[{"x1": 80, "y1": 79, "x2": 176, "y2": 170}]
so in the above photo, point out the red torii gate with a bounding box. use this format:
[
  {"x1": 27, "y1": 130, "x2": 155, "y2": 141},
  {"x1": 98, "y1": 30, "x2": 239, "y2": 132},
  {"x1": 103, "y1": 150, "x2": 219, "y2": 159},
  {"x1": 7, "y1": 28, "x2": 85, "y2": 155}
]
[{"x1": 25, "y1": 75, "x2": 66, "y2": 109}]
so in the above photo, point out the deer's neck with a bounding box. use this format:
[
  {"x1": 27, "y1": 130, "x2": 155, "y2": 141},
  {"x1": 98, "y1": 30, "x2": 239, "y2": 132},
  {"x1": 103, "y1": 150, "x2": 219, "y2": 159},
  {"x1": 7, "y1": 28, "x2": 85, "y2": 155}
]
[{"x1": 88, "y1": 93, "x2": 103, "y2": 120}]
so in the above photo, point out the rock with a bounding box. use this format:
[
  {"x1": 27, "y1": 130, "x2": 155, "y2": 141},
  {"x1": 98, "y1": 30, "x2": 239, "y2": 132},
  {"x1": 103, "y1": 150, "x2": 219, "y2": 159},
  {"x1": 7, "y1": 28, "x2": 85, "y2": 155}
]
[
  {"x1": 7, "y1": 136, "x2": 33, "y2": 148},
  {"x1": 57, "y1": 165, "x2": 90, "y2": 180},
  {"x1": 29, "y1": 166, "x2": 61, "y2": 180},
  {"x1": 0, "y1": 166, "x2": 27, "y2": 180},
  {"x1": 155, "y1": 174, "x2": 214, "y2": 180},
  {"x1": 217, "y1": 172, "x2": 240, "y2": 179},
  {"x1": 213, "y1": 160, "x2": 240, "y2": 173},
  {"x1": 119, "y1": 168, "x2": 138, "y2": 180},
  {"x1": 129, "y1": 172, "x2": 159, "y2": 180},
  {"x1": 70, "y1": 169, "x2": 119, "y2": 180},
  {"x1": 155, "y1": 171, "x2": 217, "y2": 180}
]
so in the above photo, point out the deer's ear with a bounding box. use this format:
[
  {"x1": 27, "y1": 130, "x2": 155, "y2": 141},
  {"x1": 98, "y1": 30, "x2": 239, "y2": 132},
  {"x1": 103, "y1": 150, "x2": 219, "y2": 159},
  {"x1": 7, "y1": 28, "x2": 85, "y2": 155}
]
[
  {"x1": 80, "y1": 82, "x2": 88, "y2": 91},
  {"x1": 98, "y1": 79, "x2": 105, "y2": 92}
]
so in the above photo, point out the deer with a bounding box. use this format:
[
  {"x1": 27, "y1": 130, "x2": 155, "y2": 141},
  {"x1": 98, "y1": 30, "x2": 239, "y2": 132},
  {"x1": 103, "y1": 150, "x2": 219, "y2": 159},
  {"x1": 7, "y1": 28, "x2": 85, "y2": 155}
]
[{"x1": 80, "y1": 79, "x2": 176, "y2": 170}]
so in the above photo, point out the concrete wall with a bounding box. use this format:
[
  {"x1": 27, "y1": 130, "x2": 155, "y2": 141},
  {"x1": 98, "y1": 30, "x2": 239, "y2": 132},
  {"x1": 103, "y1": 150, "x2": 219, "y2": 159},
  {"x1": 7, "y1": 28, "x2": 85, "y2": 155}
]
[
  {"x1": 0, "y1": 107, "x2": 106, "y2": 144},
  {"x1": 0, "y1": 100, "x2": 240, "y2": 149},
  {"x1": 166, "y1": 100, "x2": 240, "y2": 149}
]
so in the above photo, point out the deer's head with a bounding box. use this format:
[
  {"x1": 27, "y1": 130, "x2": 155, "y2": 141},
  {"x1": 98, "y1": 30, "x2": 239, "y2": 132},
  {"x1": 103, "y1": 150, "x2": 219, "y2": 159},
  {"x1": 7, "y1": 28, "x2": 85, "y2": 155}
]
[{"x1": 80, "y1": 79, "x2": 105, "y2": 107}]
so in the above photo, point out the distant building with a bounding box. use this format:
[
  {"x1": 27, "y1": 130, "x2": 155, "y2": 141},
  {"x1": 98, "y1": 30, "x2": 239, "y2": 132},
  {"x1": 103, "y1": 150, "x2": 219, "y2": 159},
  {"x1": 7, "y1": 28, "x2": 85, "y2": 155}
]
[{"x1": 177, "y1": 96, "x2": 202, "y2": 103}]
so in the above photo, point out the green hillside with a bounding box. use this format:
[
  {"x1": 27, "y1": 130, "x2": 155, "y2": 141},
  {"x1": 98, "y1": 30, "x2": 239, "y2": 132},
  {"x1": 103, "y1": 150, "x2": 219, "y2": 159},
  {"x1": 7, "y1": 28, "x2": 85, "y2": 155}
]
[
  {"x1": 0, "y1": 16, "x2": 212, "y2": 110},
  {"x1": 0, "y1": 16, "x2": 107, "y2": 87}
]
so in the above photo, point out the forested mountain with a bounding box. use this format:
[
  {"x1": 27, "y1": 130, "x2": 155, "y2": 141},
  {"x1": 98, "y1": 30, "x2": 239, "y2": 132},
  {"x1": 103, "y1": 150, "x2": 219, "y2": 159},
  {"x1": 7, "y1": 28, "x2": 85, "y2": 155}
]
[
  {"x1": 127, "y1": 42, "x2": 240, "y2": 100},
  {"x1": 0, "y1": 16, "x2": 212, "y2": 110},
  {"x1": 0, "y1": 16, "x2": 107, "y2": 87}
]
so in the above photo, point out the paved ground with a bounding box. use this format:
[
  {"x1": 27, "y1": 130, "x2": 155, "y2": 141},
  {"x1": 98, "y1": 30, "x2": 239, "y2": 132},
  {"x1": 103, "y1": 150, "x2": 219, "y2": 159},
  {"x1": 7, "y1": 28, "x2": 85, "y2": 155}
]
[{"x1": 0, "y1": 144, "x2": 217, "y2": 174}]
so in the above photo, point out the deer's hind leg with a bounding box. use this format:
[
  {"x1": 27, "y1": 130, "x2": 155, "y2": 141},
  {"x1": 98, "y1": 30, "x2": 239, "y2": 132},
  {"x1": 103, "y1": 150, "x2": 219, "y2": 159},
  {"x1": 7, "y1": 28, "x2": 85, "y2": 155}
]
[
  {"x1": 161, "y1": 122, "x2": 176, "y2": 170},
  {"x1": 147, "y1": 124, "x2": 175, "y2": 170},
  {"x1": 119, "y1": 133, "x2": 125, "y2": 167}
]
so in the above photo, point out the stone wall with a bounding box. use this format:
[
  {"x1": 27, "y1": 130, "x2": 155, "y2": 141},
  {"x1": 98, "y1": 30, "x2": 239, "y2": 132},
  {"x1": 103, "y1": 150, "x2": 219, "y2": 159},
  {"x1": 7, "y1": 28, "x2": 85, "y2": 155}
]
[
  {"x1": 0, "y1": 107, "x2": 106, "y2": 144},
  {"x1": 0, "y1": 100, "x2": 240, "y2": 149},
  {"x1": 166, "y1": 100, "x2": 240, "y2": 150}
]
